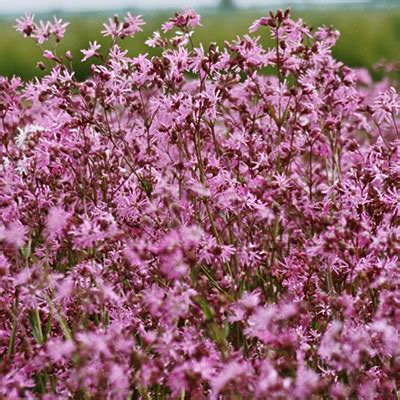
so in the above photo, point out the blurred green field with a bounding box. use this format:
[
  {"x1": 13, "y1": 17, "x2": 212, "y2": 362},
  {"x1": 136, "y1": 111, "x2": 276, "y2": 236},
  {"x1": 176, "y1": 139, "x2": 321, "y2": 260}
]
[{"x1": 0, "y1": 9, "x2": 399, "y2": 81}]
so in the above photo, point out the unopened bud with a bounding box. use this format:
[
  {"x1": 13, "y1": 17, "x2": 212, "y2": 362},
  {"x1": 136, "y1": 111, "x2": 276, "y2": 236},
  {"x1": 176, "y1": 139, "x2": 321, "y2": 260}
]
[
  {"x1": 43, "y1": 50, "x2": 55, "y2": 60},
  {"x1": 36, "y1": 61, "x2": 45, "y2": 71}
]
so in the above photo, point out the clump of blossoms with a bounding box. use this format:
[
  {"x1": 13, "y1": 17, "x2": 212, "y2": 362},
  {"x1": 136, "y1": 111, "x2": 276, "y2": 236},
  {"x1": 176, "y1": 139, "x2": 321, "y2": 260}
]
[{"x1": 1, "y1": 8, "x2": 399, "y2": 399}]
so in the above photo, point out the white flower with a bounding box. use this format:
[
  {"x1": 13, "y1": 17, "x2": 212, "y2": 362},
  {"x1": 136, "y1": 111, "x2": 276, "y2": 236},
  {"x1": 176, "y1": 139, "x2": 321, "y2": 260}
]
[
  {"x1": 16, "y1": 156, "x2": 29, "y2": 175},
  {"x1": 15, "y1": 124, "x2": 45, "y2": 148}
]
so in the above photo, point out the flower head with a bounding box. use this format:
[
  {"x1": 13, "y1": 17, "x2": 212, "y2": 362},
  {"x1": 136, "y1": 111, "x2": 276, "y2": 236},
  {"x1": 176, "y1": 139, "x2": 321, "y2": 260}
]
[{"x1": 81, "y1": 41, "x2": 101, "y2": 62}]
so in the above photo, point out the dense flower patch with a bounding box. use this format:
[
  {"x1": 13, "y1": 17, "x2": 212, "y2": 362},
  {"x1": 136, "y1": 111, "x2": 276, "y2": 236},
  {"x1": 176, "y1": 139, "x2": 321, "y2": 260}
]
[{"x1": 0, "y1": 9, "x2": 399, "y2": 399}]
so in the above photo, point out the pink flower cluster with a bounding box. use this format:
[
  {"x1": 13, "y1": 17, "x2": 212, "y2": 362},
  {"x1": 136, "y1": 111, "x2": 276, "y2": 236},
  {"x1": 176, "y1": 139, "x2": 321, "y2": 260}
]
[{"x1": 1, "y1": 9, "x2": 399, "y2": 399}]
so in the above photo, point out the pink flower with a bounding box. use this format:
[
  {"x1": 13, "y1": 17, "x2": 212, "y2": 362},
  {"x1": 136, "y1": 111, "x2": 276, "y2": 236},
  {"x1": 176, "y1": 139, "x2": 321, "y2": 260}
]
[
  {"x1": 211, "y1": 361, "x2": 252, "y2": 399},
  {"x1": 0, "y1": 253, "x2": 10, "y2": 276},
  {"x1": 145, "y1": 31, "x2": 164, "y2": 48},
  {"x1": 70, "y1": 218, "x2": 104, "y2": 249},
  {"x1": 162, "y1": 9, "x2": 201, "y2": 32},
  {"x1": 43, "y1": 50, "x2": 55, "y2": 60},
  {"x1": 33, "y1": 20, "x2": 51, "y2": 44},
  {"x1": 15, "y1": 13, "x2": 36, "y2": 37},
  {"x1": 101, "y1": 17, "x2": 122, "y2": 39},
  {"x1": 123, "y1": 13, "x2": 145, "y2": 37},
  {"x1": 372, "y1": 86, "x2": 400, "y2": 124},
  {"x1": 249, "y1": 17, "x2": 270, "y2": 33},
  {"x1": 81, "y1": 41, "x2": 101, "y2": 62},
  {"x1": 49, "y1": 17, "x2": 69, "y2": 41},
  {"x1": 47, "y1": 206, "x2": 71, "y2": 238},
  {"x1": 102, "y1": 13, "x2": 145, "y2": 39},
  {"x1": 0, "y1": 221, "x2": 27, "y2": 248},
  {"x1": 47, "y1": 339, "x2": 76, "y2": 363}
]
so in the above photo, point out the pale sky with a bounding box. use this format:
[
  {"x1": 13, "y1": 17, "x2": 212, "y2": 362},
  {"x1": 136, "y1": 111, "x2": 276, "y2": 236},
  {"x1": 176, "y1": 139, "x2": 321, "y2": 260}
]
[{"x1": 0, "y1": 0, "x2": 372, "y2": 13}]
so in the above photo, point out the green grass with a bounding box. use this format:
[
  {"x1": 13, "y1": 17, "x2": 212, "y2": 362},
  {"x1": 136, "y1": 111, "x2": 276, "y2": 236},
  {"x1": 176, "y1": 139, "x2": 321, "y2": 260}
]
[{"x1": 0, "y1": 9, "x2": 399, "y2": 81}]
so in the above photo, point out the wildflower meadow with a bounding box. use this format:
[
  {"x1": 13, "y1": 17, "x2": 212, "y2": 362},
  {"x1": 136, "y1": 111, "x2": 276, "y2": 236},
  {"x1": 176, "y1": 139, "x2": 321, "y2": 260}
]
[{"x1": 0, "y1": 8, "x2": 399, "y2": 399}]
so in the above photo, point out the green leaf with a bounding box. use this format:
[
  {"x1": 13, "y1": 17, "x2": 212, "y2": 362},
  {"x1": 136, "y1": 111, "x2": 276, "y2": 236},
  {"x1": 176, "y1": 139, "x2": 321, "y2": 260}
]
[
  {"x1": 28, "y1": 308, "x2": 44, "y2": 344},
  {"x1": 193, "y1": 295, "x2": 215, "y2": 321}
]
